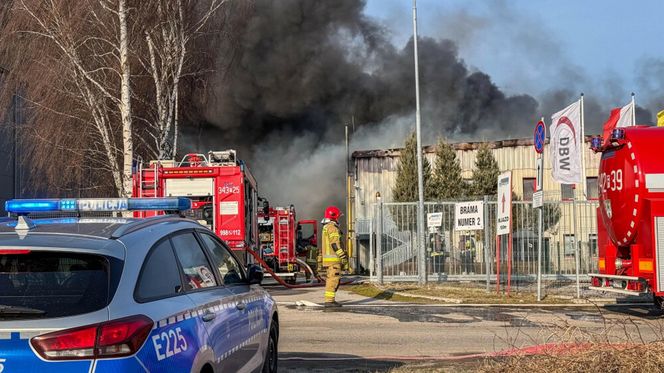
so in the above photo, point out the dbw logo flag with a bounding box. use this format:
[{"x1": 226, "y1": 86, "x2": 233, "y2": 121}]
[{"x1": 550, "y1": 100, "x2": 582, "y2": 184}]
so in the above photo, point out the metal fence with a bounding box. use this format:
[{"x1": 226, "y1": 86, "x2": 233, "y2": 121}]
[{"x1": 362, "y1": 197, "x2": 600, "y2": 296}]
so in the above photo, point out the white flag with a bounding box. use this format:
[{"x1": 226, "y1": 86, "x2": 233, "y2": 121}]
[
  {"x1": 550, "y1": 100, "x2": 582, "y2": 184},
  {"x1": 616, "y1": 100, "x2": 635, "y2": 128}
]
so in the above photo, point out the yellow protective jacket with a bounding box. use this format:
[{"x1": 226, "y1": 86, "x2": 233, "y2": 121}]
[{"x1": 321, "y1": 221, "x2": 346, "y2": 267}]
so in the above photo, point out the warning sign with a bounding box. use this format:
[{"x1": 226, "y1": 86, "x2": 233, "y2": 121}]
[
  {"x1": 220, "y1": 201, "x2": 239, "y2": 215},
  {"x1": 496, "y1": 171, "x2": 512, "y2": 236},
  {"x1": 427, "y1": 212, "x2": 443, "y2": 228},
  {"x1": 454, "y1": 201, "x2": 484, "y2": 231}
]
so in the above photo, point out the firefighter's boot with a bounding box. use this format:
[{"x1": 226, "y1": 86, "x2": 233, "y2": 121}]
[
  {"x1": 324, "y1": 263, "x2": 342, "y2": 305},
  {"x1": 324, "y1": 301, "x2": 342, "y2": 308}
]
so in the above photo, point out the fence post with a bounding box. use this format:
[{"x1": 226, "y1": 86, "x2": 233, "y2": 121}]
[
  {"x1": 537, "y1": 200, "x2": 543, "y2": 302},
  {"x1": 418, "y1": 203, "x2": 427, "y2": 285},
  {"x1": 376, "y1": 199, "x2": 384, "y2": 285},
  {"x1": 573, "y1": 197, "x2": 580, "y2": 298},
  {"x1": 369, "y1": 218, "x2": 374, "y2": 280},
  {"x1": 484, "y1": 195, "x2": 491, "y2": 291}
]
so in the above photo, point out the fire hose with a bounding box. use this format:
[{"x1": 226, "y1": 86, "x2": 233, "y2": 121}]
[
  {"x1": 246, "y1": 248, "x2": 356, "y2": 288},
  {"x1": 295, "y1": 258, "x2": 325, "y2": 283}
]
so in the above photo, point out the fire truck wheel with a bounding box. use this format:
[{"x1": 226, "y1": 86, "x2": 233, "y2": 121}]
[
  {"x1": 286, "y1": 274, "x2": 297, "y2": 284},
  {"x1": 654, "y1": 295, "x2": 664, "y2": 310}
]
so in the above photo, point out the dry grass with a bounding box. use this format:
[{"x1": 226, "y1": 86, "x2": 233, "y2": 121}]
[
  {"x1": 344, "y1": 284, "x2": 433, "y2": 304},
  {"x1": 479, "y1": 341, "x2": 664, "y2": 373},
  {"x1": 346, "y1": 282, "x2": 569, "y2": 304},
  {"x1": 478, "y1": 306, "x2": 664, "y2": 373},
  {"x1": 388, "y1": 345, "x2": 664, "y2": 373},
  {"x1": 389, "y1": 360, "x2": 481, "y2": 373},
  {"x1": 379, "y1": 295, "x2": 664, "y2": 372}
]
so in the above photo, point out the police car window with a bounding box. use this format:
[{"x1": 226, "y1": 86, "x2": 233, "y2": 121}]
[
  {"x1": 0, "y1": 251, "x2": 115, "y2": 319},
  {"x1": 136, "y1": 239, "x2": 183, "y2": 301},
  {"x1": 198, "y1": 233, "x2": 244, "y2": 286},
  {"x1": 171, "y1": 233, "x2": 218, "y2": 290}
]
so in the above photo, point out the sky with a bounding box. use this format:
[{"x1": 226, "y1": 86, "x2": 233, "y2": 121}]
[{"x1": 365, "y1": 0, "x2": 664, "y2": 109}]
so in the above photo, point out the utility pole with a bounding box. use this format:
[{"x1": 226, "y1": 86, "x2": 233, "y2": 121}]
[
  {"x1": 345, "y1": 123, "x2": 355, "y2": 273},
  {"x1": 412, "y1": 0, "x2": 426, "y2": 285}
]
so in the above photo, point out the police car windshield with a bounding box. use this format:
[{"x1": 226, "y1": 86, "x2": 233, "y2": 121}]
[{"x1": 0, "y1": 251, "x2": 117, "y2": 319}]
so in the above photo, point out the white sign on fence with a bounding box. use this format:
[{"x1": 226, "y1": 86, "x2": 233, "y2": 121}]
[
  {"x1": 496, "y1": 171, "x2": 512, "y2": 236},
  {"x1": 454, "y1": 201, "x2": 484, "y2": 231},
  {"x1": 532, "y1": 190, "x2": 543, "y2": 209},
  {"x1": 427, "y1": 212, "x2": 443, "y2": 228}
]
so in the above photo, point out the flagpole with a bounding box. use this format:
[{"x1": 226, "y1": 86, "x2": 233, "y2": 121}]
[
  {"x1": 412, "y1": 0, "x2": 427, "y2": 285},
  {"x1": 579, "y1": 93, "x2": 586, "y2": 200},
  {"x1": 631, "y1": 92, "x2": 636, "y2": 126}
]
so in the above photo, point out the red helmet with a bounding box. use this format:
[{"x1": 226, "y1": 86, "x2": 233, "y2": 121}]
[{"x1": 324, "y1": 206, "x2": 342, "y2": 221}]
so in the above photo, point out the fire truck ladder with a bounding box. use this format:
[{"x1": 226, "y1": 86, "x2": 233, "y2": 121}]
[
  {"x1": 138, "y1": 162, "x2": 160, "y2": 198},
  {"x1": 278, "y1": 216, "x2": 291, "y2": 265}
]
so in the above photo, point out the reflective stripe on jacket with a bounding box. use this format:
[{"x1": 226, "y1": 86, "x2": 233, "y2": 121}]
[{"x1": 322, "y1": 222, "x2": 344, "y2": 265}]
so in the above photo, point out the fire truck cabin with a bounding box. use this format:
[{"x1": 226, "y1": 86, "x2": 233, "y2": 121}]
[{"x1": 132, "y1": 150, "x2": 259, "y2": 265}]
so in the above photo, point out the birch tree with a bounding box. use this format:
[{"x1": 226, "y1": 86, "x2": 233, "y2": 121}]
[
  {"x1": 1, "y1": 0, "x2": 136, "y2": 196},
  {"x1": 139, "y1": 0, "x2": 224, "y2": 160},
  {"x1": 118, "y1": 0, "x2": 133, "y2": 197},
  {"x1": 0, "y1": 0, "x2": 225, "y2": 197}
]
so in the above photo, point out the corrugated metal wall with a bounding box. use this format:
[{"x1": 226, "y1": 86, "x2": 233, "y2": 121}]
[
  {"x1": 353, "y1": 140, "x2": 601, "y2": 220},
  {"x1": 353, "y1": 139, "x2": 601, "y2": 277}
]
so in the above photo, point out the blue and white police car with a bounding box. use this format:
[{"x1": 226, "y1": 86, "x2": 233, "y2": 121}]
[{"x1": 0, "y1": 198, "x2": 278, "y2": 373}]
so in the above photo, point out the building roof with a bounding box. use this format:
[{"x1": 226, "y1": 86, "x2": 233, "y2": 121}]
[{"x1": 352, "y1": 135, "x2": 595, "y2": 159}]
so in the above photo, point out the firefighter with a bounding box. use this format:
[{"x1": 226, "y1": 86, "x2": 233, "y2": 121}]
[
  {"x1": 304, "y1": 243, "x2": 319, "y2": 281},
  {"x1": 318, "y1": 206, "x2": 348, "y2": 307},
  {"x1": 461, "y1": 236, "x2": 476, "y2": 275},
  {"x1": 430, "y1": 231, "x2": 446, "y2": 274}
]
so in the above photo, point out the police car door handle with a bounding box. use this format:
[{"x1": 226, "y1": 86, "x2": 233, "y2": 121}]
[
  {"x1": 236, "y1": 302, "x2": 246, "y2": 311},
  {"x1": 202, "y1": 311, "x2": 216, "y2": 322}
]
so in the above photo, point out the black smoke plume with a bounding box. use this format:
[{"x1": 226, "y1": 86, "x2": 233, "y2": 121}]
[{"x1": 181, "y1": 0, "x2": 628, "y2": 219}]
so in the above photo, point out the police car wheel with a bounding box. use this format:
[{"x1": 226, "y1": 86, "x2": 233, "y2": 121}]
[{"x1": 262, "y1": 321, "x2": 278, "y2": 373}]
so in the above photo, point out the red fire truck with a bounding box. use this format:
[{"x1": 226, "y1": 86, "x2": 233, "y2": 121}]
[
  {"x1": 589, "y1": 126, "x2": 664, "y2": 307},
  {"x1": 258, "y1": 205, "x2": 318, "y2": 283},
  {"x1": 133, "y1": 150, "x2": 259, "y2": 264},
  {"x1": 132, "y1": 150, "x2": 319, "y2": 283}
]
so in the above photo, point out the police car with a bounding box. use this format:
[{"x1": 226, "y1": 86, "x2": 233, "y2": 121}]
[{"x1": 0, "y1": 198, "x2": 279, "y2": 373}]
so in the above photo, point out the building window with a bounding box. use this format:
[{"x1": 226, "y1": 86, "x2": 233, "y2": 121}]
[
  {"x1": 564, "y1": 234, "x2": 576, "y2": 256},
  {"x1": 561, "y1": 184, "x2": 575, "y2": 200},
  {"x1": 589, "y1": 234, "x2": 598, "y2": 256},
  {"x1": 522, "y1": 178, "x2": 536, "y2": 201},
  {"x1": 586, "y1": 177, "x2": 599, "y2": 200}
]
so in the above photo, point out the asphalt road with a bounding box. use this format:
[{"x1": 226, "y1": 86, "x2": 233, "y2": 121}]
[{"x1": 269, "y1": 287, "x2": 664, "y2": 372}]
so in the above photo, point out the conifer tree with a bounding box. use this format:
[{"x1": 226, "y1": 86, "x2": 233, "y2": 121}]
[
  {"x1": 471, "y1": 144, "x2": 500, "y2": 197},
  {"x1": 392, "y1": 132, "x2": 433, "y2": 202},
  {"x1": 431, "y1": 138, "x2": 466, "y2": 200}
]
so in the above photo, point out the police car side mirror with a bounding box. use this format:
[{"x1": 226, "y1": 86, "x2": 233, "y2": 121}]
[{"x1": 247, "y1": 264, "x2": 264, "y2": 285}]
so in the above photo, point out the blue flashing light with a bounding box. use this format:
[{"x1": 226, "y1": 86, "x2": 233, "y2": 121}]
[
  {"x1": 611, "y1": 128, "x2": 625, "y2": 140},
  {"x1": 5, "y1": 198, "x2": 192, "y2": 214},
  {"x1": 590, "y1": 137, "x2": 602, "y2": 150},
  {"x1": 5, "y1": 199, "x2": 62, "y2": 213},
  {"x1": 60, "y1": 199, "x2": 78, "y2": 211}
]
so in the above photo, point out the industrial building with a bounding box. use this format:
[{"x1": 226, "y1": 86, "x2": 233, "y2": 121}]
[{"x1": 352, "y1": 137, "x2": 601, "y2": 278}]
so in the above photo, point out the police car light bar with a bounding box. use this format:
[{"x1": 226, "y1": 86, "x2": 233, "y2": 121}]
[{"x1": 5, "y1": 198, "x2": 192, "y2": 214}]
